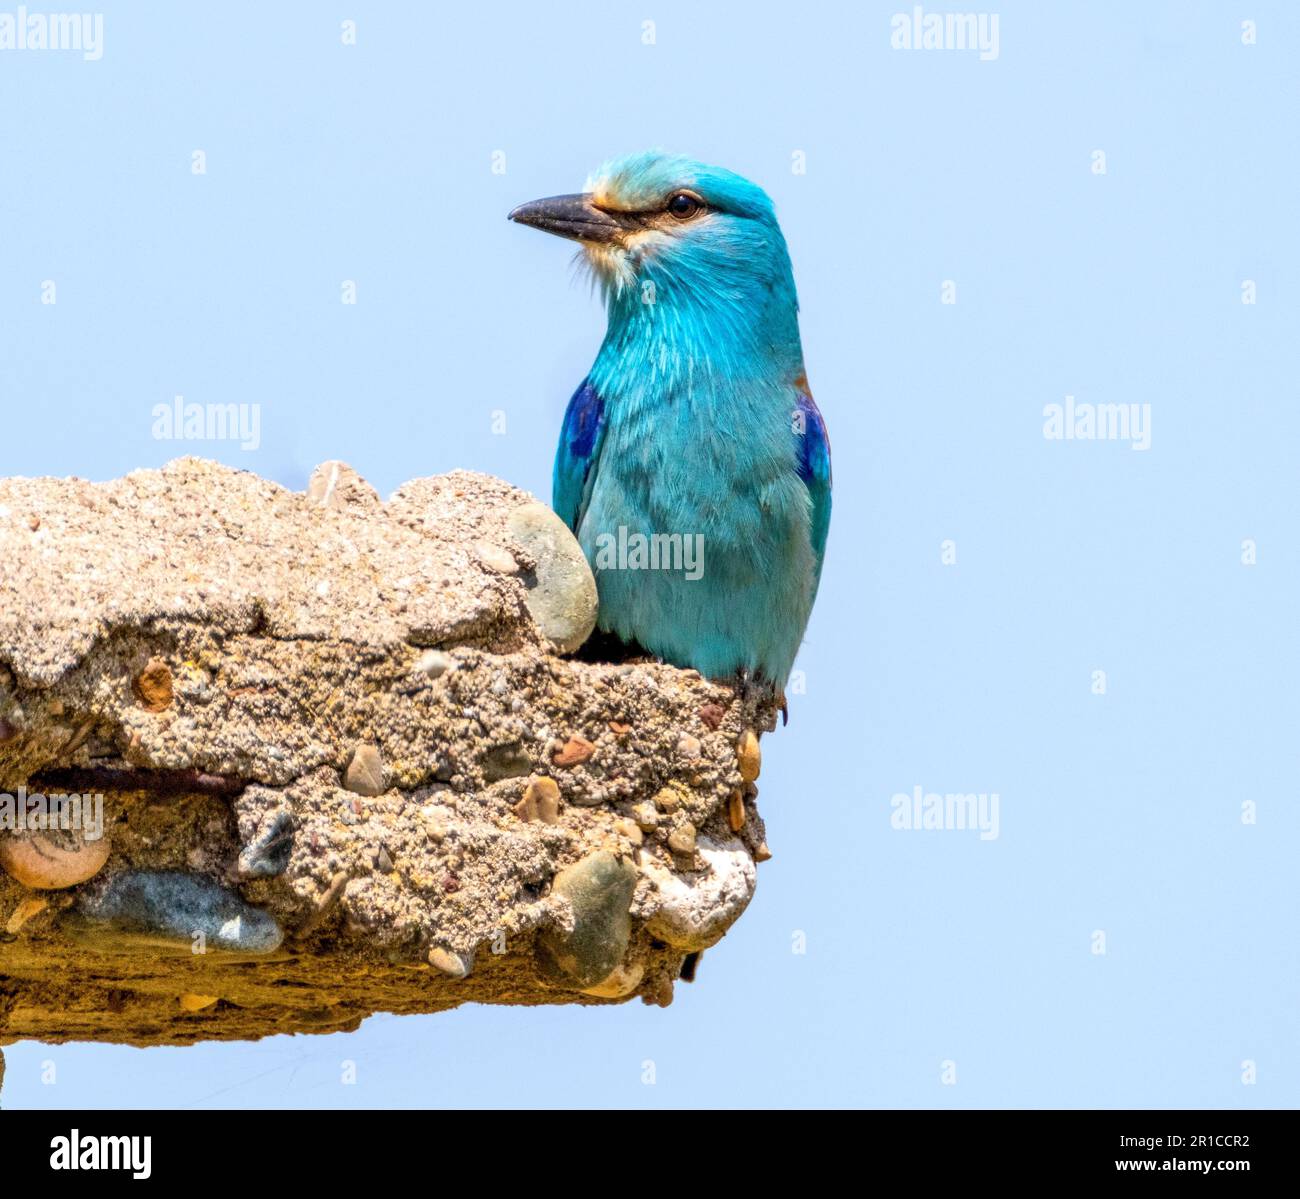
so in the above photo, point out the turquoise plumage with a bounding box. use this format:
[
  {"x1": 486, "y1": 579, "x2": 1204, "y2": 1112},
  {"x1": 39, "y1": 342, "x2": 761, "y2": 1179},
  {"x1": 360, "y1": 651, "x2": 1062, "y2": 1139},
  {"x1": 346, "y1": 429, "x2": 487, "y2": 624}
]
[{"x1": 510, "y1": 151, "x2": 830, "y2": 688}]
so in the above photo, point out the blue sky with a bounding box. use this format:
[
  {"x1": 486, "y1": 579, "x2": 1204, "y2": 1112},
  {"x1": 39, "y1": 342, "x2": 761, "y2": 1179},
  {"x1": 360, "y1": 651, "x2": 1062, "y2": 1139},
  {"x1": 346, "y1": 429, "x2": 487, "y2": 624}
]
[{"x1": 1, "y1": 1, "x2": 1296, "y2": 1108}]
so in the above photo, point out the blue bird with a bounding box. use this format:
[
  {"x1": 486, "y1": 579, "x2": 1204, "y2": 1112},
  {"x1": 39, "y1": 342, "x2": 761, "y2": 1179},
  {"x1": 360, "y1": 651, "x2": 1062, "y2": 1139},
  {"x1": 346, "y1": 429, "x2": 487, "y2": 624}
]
[{"x1": 509, "y1": 151, "x2": 830, "y2": 692}]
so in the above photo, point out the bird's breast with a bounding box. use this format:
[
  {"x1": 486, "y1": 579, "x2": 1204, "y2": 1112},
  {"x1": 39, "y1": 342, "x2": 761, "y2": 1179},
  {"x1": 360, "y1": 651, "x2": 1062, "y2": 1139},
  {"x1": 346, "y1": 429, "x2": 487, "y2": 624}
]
[{"x1": 590, "y1": 377, "x2": 807, "y2": 550}]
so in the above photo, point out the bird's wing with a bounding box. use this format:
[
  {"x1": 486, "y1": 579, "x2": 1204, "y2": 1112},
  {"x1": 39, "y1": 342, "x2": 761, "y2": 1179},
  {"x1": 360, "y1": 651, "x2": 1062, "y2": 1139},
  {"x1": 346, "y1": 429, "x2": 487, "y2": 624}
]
[
  {"x1": 552, "y1": 377, "x2": 608, "y2": 533},
  {"x1": 794, "y1": 390, "x2": 832, "y2": 594}
]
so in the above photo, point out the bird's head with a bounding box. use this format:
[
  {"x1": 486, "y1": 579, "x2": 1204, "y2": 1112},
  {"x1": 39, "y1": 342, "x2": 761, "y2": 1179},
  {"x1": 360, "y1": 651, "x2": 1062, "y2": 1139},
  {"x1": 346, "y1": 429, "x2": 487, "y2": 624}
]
[{"x1": 509, "y1": 151, "x2": 798, "y2": 336}]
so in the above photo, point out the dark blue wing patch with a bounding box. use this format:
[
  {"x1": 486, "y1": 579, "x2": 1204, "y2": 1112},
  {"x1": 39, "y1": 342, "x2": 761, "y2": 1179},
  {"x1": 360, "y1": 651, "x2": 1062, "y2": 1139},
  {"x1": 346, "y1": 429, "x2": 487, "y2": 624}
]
[
  {"x1": 565, "y1": 379, "x2": 603, "y2": 458},
  {"x1": 794, "y1": 391, "x2": 831, "y2": 590},
  {"x1": 552, "y1": 378, "x2": 607, "y2": 532},
  {"x1": 795, "y1": 393, "x2": 830, "y2": 485}
]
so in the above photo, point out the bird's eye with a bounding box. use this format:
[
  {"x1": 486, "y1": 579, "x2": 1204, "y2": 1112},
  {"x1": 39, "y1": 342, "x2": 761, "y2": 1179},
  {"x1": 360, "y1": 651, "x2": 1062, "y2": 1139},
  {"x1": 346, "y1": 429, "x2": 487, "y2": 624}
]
[{"x1": 667, "y1": 192, "x2": 701, "y2": 219}]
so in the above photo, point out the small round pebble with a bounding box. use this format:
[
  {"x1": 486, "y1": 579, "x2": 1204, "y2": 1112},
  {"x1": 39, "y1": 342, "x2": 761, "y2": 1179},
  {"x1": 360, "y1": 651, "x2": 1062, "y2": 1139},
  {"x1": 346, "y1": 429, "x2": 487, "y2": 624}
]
[
  {"x1": 0, "y1": 830, "x2": 111, "y2": 890},
  {"x1": 653, "y1": 786, "x2": 682, "y2": 813},
  {"x1": 613, "y1": 818, "x2": 643, "y2": 846},
  {"x1": 514, "y1": 776, "x2": 561, "y2": 824},
  {"x1": 475, "y1": 541, "x2": 520, "y2": 575},
  {"x1": 344, "y1": 743, "x2": 386, "y2": 797},
  {"x1": 667, "y1": 823, "x2": 697, "y2": 856},
  {"x1": 428, "y1": 946, "x2": 471, "y2": 978},
  {"x1": 414, "y1": 650, "x2": 455, "y2": 679},
  {"x1": 133, "y1": 658, "x2": 174, "y2": 713},
  {"x1": 552, "y1": 735, "x2": 595, "y2": 767}
]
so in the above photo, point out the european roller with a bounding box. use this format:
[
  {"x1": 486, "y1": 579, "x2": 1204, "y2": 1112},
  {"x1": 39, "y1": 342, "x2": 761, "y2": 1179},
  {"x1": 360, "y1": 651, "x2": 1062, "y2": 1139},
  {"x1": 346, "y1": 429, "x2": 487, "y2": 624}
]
[{"x1": 509, "y1": 151, "x2": 830, "y2": 694}]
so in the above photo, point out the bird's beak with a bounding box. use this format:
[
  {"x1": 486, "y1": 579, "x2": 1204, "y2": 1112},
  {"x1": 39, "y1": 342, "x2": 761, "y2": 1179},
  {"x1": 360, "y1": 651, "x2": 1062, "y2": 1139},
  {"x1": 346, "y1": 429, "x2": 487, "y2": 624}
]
[{"x1": 508, "y1": 193, "x2": 626, "y2": 244}]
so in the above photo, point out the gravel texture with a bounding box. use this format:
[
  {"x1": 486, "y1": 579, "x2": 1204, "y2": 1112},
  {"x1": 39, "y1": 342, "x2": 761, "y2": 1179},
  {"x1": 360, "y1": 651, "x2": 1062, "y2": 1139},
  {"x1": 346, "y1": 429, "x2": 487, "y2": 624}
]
[{"x1": 0, "y1": 459, "x2": 775, "y2": 1049}]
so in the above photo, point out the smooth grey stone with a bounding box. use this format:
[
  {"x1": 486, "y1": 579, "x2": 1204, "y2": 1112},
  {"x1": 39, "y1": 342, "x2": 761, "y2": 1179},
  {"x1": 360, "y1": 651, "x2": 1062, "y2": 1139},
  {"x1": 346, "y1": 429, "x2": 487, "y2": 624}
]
[
  {"x1": 507, "y1": 503, "x2": 598, "y2": 654},
  {"x1": 538, "y1": 851, "x2": 636, "y2": 989},
  {"x1": 78, "y1": 870, "x2": 283, "y2": 954}
]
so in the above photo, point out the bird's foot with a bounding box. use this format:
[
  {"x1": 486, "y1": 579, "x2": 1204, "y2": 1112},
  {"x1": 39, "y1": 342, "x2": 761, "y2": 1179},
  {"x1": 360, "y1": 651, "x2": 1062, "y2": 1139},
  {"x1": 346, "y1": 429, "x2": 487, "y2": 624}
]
[
  {"x1": 734, "y1": 670, "x2": 785, "y2": 730},
  {"x1": 735, "y1": 669, "x2": 767, "y2": 706}
]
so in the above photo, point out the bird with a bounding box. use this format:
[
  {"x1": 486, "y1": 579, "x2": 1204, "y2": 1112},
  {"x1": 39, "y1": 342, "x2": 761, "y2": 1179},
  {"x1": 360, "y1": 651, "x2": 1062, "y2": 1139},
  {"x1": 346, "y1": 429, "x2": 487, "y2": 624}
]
[{"x1": 509, "y1": 151, "x2": 830, "y2": 694}]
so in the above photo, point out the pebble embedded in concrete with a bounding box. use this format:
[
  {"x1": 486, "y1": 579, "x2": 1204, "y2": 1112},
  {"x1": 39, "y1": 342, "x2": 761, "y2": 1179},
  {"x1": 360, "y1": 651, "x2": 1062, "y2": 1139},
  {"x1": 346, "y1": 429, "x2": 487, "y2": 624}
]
[
  {"x1": 306, "y1": 460, "x2": 381, "y2": 513},
  {"x1": 581, "y1": 959, "x2": 645, "y2": 999},
  {"x1": 653, "y1": 785, "x2": 684, "y2": 813},
  {"x1": 344, "y1": 743, "x2": 386, "y2": 797},
  {"x1": 538, "y1": 850, "x2": 637, "y2": 990},
  {"x1": 428, "y1": 946, "x2": 472, "y2": 978},
  {"x1": 737, "y1": 728, "x2": 761, "y2": 783},
  {"x1": 0, "y1": 829, "x2": 111, "y2": 890},
  {"x1": 514, "y1": 776, "x2": 561, "y2": 824},
  {"x1": 552, "y1": 735, "x2": 595, "y2": 767},
  {"x1": 133, "y1": 658, "x2": 174, "y2": 713},
  {"x1": 667, "y1": 823, "x2": 697, "y2": 857},
  {"x1": 481, "y1": 742, "x2": 532, "y2": 781},
  {"x1": 78, "y1": 870, "x2": 284, "y2": 953},
  {"x1": 506, "y1": 502, "x2": 599, "y2": 653},
  {"x1": 645, "y1": 837, "x2": 758, "y2": 951},
  {"x1": 698, "y1": 702, "x2": 726, "y2": 730},
  {"x1": 613, "y1": 818, "x2": 643, "y2": 845},
  {"x1": 475, "y1": 541, "x2": 520, "y2": 575},
  {"x1": 414, "y1": 649, "x2": 455, "y2": 679},
  {"x1": 727, "y1": 791, "x2": 746, "y2": 832}
]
